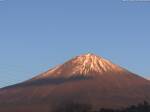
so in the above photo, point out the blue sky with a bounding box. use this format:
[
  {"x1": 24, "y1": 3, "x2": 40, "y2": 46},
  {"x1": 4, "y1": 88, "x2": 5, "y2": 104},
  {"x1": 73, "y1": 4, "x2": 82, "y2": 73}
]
[{"x1": 0, "y1": 0, "x2": 150, "y2": 88}]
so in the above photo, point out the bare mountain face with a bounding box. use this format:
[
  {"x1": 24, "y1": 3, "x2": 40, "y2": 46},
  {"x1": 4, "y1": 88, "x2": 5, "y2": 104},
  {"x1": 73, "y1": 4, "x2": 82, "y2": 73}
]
[{"x1": 0, "y1": 53, "x2": 150, "y2": 112}]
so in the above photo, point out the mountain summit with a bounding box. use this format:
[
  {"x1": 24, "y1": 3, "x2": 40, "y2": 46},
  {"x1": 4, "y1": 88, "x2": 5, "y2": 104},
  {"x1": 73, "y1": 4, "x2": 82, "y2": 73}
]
[
  {"x1": 0, "y1": 53, "x2": 150, "y2": 112},
  {"x1": 34, "y1": 53, "x2": 126, "y2": 80}
]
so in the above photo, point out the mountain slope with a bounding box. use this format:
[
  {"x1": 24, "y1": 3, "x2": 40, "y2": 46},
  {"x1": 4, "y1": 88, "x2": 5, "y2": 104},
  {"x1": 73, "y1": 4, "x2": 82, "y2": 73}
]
[{"x1": 0, "y1": 53, "x2": 150, "y2": 112}]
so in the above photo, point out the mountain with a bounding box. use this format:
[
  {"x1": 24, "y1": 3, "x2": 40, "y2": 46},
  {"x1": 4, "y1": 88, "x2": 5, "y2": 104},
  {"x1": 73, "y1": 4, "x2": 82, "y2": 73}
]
[{"x1": 0, "y1": 53, "x2": 150, "y2": 112}]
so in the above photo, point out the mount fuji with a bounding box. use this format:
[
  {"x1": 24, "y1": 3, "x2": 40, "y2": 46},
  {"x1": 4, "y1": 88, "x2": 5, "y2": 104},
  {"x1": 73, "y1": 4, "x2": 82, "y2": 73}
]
[{"x1": 0, "y1": 53, "x2": 150, "y2": 112}]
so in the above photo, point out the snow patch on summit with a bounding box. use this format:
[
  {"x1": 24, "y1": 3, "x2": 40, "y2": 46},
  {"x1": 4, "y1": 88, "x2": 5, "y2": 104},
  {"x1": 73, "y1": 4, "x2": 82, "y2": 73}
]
[{"x1": 70, "y1": 53, "x2": 124, "y2": 75}]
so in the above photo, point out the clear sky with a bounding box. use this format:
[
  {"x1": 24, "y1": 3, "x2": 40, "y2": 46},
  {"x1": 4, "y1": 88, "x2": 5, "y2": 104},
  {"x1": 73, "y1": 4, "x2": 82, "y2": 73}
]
[{"x1": 0, "y1": 0, "x2": 150, "y2": 88}]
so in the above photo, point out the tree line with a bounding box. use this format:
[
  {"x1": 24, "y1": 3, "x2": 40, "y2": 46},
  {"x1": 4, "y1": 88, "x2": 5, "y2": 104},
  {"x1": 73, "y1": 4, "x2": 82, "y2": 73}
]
[{"x1": 53, "y1": 101, "x2": 150, "y2": 112}]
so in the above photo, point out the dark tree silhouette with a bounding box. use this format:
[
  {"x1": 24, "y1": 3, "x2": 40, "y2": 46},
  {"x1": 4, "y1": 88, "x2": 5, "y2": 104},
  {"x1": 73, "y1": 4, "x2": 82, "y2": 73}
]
[
  {"x1": 53, "y1": 101, "x2": 92, "y2": 112},
  {"x1": 52, "y1": 101, "x2": 150, "y2": 112}
]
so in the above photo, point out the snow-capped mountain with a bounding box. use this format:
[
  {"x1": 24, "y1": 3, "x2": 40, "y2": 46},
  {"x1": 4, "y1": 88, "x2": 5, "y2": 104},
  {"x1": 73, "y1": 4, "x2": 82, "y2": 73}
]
[
  {"x1": 0, "y1": 53, "x2": 150, "y2": 112},
  {"x1": 33, "y1": 53, "x2": 127, "y2": 79}
]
